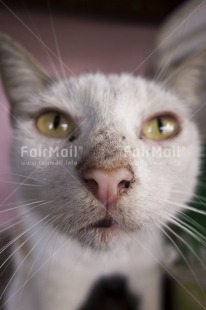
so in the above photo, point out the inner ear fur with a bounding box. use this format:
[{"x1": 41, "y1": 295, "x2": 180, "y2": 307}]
[
  {"x1": 160, "y1": 49, "x2": 206, "y2": 108},
  {"x1": 0, "y1": 33, "x2": 53, "y2": 106}
]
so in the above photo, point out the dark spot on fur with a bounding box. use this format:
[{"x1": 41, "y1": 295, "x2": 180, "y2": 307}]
[
  {"x1": 69, "y1": 135, "x2": 75, "y2": 142},
  {"x1": 79, "y1": 274, "x2": 139, "y2": 310}
]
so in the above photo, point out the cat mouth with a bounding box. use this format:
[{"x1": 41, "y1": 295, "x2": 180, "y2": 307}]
[
  {"x1": 82, "y1": 216, "x2": 122, "y2": 247},
  {"x1": 91, "y1": 216, "x2": 115, "y2": 229}
]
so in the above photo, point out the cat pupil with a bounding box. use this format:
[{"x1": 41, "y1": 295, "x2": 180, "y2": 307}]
[
  {"x1": 53, "y1": 114, "x2": 61, "y2": 130},
  {"x1": 157, "y1": 117, "x2": 164, "y2": 133}
]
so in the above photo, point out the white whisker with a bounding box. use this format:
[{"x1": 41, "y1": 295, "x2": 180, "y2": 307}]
[
  {"x1": 166, "y1": 212, "x2": 206, "y2": 246},
  {"x1": 0, "y1": 200, "x2": 53, "y2": 257},
  {"x1": 0, "y1": 200, "x2": 44, "y2": 213},
  {"x1": 0, "y1": 180, "x2": 41, "y2": 187},
  {"x1": 156, "y1": 222, "x2": 205, "y2": 294},
  {"x1": 0, "y1": 0, "x2": 77, "y2": 77},
  {"x1": 0, "y1": 214, "x2": 59, "y2": 303},
  {"x1": 163, "y1": 199, "x2": 206, "y2": 216},
  {"x1": 160, "y1": 220, "x2": 206, "y2": 273}
]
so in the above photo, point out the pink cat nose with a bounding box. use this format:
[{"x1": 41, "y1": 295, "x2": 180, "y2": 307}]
[{"x1": 82, "y1": 168, "x2": 134, "y2": 208}]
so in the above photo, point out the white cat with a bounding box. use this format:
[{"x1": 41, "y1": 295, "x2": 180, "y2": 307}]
[{"x1": 0, "y1": 4, "x2": 205, "y2": 309}]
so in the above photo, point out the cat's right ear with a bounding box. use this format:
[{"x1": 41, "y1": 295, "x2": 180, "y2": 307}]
[
  {"x1": 0, "y1": 34, "x2": 52, "y2": 107},
  {"x1": 159, "y1": 49, "x2": 206, "y2": 109}
]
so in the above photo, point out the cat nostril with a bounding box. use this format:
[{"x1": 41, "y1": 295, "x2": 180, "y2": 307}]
[
  {"x1": 83, "y1": 178, "x2": 98, "y2": 193},
  {"x1": 118, "y1": 180, "x2": 132, "y2": 192},
  {"x1": 124, "y1": 181, "x2": 131, "y2": 189},
  {"x1": 124, "y1": 181, "x2": 131, "y2": 188}
]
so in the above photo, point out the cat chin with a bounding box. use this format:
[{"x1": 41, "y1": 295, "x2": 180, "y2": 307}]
[
  {"x1": 69, "y1": 220, "x2": 140, "y2": 251},
  {"x1": 75, "y1": 228, "x2": 125, "y2": 251}
]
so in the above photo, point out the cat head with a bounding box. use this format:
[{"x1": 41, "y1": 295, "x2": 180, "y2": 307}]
[{"x1": 0, "y1": 34, "x2": 204, "y2": 250}]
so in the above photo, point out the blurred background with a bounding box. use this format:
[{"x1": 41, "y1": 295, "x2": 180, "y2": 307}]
[{"x1": 0, "y1": 0, "x2": 186, "y2": 23}]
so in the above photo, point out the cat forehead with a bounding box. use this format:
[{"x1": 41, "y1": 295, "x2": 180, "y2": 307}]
[
  {"x1": 33, "y1": 73, "x2": 188, "y2": 120},
  {"x1": 50, "y1": 73, "x2": 169, "y2": 102}
]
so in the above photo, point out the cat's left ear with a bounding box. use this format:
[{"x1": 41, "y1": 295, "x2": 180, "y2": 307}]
[
  {"x1": 0, "y1": 34, "x2": 52, "y2": 107},
  {"x1": 160, "y1": 49, "x2": 206, "y2": 109}
]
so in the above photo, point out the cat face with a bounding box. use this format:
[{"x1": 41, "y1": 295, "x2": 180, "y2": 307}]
[{"x1": 0, "y1": 34, "x2": 203, "y2": 250}]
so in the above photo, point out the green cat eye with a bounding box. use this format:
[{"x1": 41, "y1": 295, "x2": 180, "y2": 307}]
[
  {"x1": 142, "y1": 115, "x2": 179, "y2": 140},
  {"x1": 36, "y1": 111, "x2": 74, "y2": 138}
]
